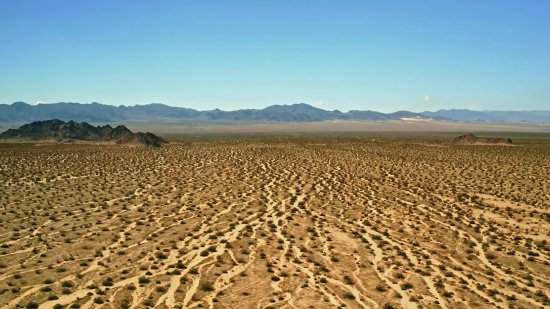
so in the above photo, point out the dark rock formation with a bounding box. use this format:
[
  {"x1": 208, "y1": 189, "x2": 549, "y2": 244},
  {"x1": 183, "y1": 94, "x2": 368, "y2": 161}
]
[
  {"x1": 450, "y1": 134, "x2": 512, "y2": 145},
  {"x1": 0, "y1": 119, "x2": 167, "y2": 147}
]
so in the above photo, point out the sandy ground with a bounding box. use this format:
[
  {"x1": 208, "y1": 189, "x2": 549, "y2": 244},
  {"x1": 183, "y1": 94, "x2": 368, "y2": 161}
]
[
  {"x1": 85, "y1": 120, "x2": 550, "y2": 135},
  {"x1": 1, "y1": 136, "x2": 550, "y2": 309}
]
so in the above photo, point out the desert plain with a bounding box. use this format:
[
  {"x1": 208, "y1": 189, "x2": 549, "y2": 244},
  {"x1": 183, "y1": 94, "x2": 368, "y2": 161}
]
[{"x1": 1, "y1": 128, "x2": 550, "y2": 309}]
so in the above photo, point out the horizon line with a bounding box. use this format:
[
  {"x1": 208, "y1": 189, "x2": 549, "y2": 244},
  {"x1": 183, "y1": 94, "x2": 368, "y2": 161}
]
[{"x1": 3, "y1": 101, "x2": 549, "y2": 113}]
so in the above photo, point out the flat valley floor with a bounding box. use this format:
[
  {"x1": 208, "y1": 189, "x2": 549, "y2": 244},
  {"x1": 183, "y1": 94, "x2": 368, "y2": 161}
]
[{"x1": 1, "y1": 136, "x2": 550, "y2": 309}]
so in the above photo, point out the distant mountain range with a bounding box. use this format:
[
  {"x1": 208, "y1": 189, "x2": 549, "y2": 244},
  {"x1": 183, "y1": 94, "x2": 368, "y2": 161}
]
[
  {"x1": 0, "y1": 102, "x2": 548, "y2": 123},
  {"x1": 0, "y1": 102, "x2": 443, "y2": 123},
  {"x1": 421, "y1": 109, "x2": 550, "y2": 123}
]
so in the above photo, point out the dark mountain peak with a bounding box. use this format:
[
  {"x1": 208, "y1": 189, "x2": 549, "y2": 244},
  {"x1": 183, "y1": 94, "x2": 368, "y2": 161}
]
[
  {"x1": 0, "y1": 120, "x2": 167, "y2": 147},
  {"x1": 291, "y1": 103, "x2": 320, "y2": 109},
  {"x1": 46, "y1": 119, "x2": 64, "y2": 123},
  {"x1": 113, "y1": 124, "x2": 130, "y2": 131},
  {"x1": 292, "y1": 103, "x2": 313, "y2": 107},
  {"x1": 132, "y1": 132, "x2": 168, "y2": 148},
  {"x1": 31, "y1": 119, "x2": 65, "y2": 126},
  {"x1": 111, "y1": 125, "x2": 133, "y2": 138},
  {"x1": 10, "y1": 102, "x2": 32, "y2": 111},
  {"x1": 12, "y1": 101, "x2": 31, "y2": 106},
  {"x1": 264, "y1": 103, "x2": 305, "y2": 108},
  {"x1": 388, "y1": 111, "x2": 426, "y2": 119},
  {"x1": 145, "y1": 103, "x2": 169, "y2": 108}
]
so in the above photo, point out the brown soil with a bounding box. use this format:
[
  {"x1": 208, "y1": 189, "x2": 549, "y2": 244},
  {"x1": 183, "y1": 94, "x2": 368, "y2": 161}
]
[{"x1": 1, "y1": 136, "x2": 549, "y2": 309}]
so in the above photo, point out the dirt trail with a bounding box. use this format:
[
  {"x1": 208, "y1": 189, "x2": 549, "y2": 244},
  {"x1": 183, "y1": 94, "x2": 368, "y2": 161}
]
[
  {"x1": 5, "y1": 285, "x2": 44, "y2": 308},
  {"x1": 3, "y1": 140, "x2": 550, "y2": 309},
  {"x1": 38, "y1": 288, "x2": 90, "y2": 309}
]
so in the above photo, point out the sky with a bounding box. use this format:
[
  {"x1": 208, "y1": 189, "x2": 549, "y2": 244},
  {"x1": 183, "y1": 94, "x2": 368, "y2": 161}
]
[{"x1": 1, "y1": 0, "x2": 549, "y2": 112}]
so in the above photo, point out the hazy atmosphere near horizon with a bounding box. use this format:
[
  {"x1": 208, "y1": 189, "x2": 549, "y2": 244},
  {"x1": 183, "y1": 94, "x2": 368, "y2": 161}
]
[{"x1": 1, "y1": 0, "x2": 549, "y2": 112}]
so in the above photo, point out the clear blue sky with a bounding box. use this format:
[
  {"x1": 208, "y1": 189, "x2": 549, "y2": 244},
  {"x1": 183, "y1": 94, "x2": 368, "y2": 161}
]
[{"x1": 1, "y1": 0, "x2": 548, "y2": 112}]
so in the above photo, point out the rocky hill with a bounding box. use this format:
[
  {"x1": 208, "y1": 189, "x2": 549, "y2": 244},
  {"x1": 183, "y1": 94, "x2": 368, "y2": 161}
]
[
  {"x1": 0, "y1": 119, "x2": 167, "y2": 147},
  {"x1": 450, "y1": 134, "x2": 513, "y2": 145}
]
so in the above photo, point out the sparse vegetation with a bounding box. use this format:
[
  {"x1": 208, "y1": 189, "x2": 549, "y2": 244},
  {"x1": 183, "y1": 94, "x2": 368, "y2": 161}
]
[{"x1": 1, "y1": 135, "x2": 549, "y2": 308}]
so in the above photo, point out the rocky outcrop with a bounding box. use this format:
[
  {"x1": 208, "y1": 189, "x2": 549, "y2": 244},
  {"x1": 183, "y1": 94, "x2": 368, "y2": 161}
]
[
  {"x1": 0, "y1": 119, "x2": 167, "y2": 147},
  {"x1": 450, "y1": 134, "x2": 512, "y2": 145}
]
